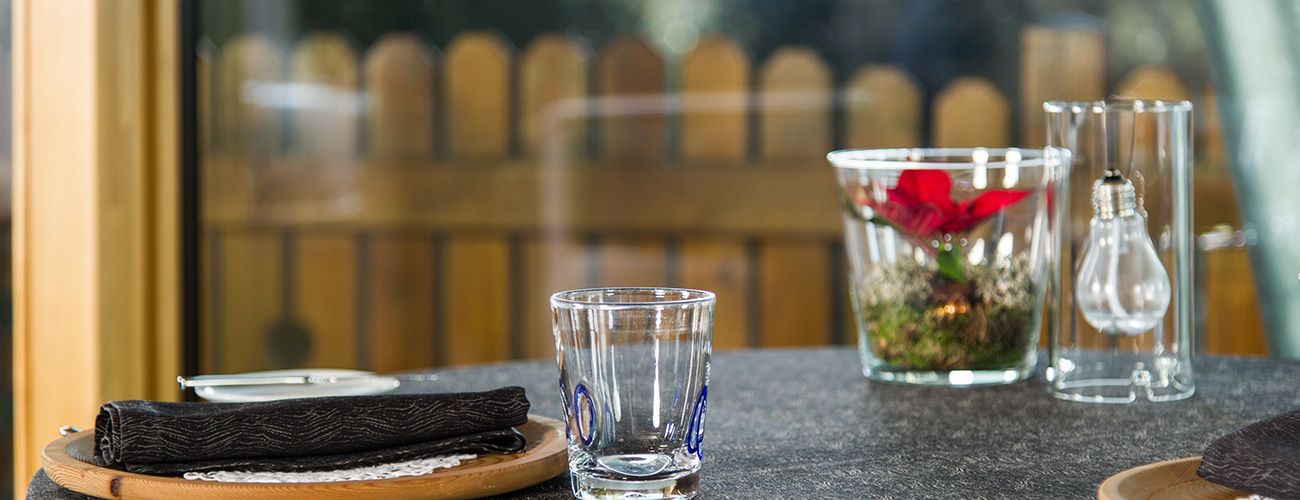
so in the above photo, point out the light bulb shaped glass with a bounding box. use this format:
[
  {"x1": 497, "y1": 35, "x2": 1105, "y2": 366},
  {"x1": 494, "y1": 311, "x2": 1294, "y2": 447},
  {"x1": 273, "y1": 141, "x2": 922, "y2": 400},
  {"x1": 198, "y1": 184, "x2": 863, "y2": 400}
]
[{"x1": 1074, "y1": 213, "x2": 1171, "y2": 337}]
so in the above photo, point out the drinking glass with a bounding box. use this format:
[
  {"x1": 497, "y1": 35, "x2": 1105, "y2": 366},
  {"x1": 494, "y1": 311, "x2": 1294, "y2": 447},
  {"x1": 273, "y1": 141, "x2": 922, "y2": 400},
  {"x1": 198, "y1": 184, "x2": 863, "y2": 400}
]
[{"x1": 551, "y1": 288, "x2": 715, "y2": 500}]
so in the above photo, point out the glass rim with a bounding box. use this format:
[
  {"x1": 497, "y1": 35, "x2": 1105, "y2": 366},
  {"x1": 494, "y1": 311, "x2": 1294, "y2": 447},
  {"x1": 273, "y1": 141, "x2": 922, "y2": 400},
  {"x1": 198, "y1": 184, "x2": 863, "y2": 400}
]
[
  {"x1": 550, "y1": 287, "x2": 716, "y2": 308},
  {"x1": 1043, "y1": 98, "x2": 1192, "y2": 114},
  {"x1": 826, "y1": 147, "x2": 1051, "y2": 170}
]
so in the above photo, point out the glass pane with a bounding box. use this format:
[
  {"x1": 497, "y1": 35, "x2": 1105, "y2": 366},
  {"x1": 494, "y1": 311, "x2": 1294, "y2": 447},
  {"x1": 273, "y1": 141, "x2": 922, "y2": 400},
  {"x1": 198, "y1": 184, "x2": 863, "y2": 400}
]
[{"x1": 193, "y1": 0, "x2": 1258, "y2": 377}]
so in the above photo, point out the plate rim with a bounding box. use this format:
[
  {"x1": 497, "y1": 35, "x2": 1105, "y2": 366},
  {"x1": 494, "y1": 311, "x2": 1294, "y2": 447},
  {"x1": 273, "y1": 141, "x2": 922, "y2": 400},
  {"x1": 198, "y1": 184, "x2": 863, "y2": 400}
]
[
  {"x1": 193, "y1": 369, "x2": 399, "y2": 402},
  {"x1": 42, "y1": 414, "x2": 567, "y2": 500},
  {"x1": 1097, "y1": 456, "x2": 1252, "y2": 500}
]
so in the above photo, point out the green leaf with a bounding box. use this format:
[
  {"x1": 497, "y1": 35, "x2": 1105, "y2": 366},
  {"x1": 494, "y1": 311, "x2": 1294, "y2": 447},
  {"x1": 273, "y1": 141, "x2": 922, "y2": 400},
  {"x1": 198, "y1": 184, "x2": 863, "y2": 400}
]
[{"x1": 936, "y1": 246, "x2": 966, "y2": 283}]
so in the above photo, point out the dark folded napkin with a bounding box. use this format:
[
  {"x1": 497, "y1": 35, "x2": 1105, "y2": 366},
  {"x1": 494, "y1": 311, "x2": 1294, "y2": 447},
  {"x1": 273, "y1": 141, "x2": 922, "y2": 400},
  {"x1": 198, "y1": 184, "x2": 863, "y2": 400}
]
[
  {"x1": 93, "y1": 386, "x2": 530, "y2": 476},
  {"x1": 1198, "y1": 406, "x2": 1300, "y2": 500}
]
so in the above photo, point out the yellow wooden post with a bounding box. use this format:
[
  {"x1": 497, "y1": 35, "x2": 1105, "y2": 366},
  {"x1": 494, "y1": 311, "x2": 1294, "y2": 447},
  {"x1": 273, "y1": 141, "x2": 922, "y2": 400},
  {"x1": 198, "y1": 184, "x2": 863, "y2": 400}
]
[{"x1": 13, "y1": 0, "x2": 179, "y2": 492}]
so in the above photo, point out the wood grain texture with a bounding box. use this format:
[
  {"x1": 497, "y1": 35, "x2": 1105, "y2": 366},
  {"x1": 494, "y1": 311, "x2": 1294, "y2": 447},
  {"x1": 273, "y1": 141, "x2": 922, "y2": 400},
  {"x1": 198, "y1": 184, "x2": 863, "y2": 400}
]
[
  {"x1": 203, "y1": 156, "x2": 842, "y2": 235},
  {"x1": 520, "y1": 34, "x2": 588, "y2": 158},
  {"x1": 679, "y1": 36, "x2": 749, "y2": 161},
  {"x1": 1097, "y1": 456, "x2": 1250, "y2": 500},
  {"x1": 42, "y1": 416, "x2": 567, "y2": 500},
  {"x1": 595, "y1": 35, "x2": 668, "y2": 288},
  {"x1": 679, "y1": 36, "x2": 753, "y2": 349},
  {"x1": 295, "y1": 233, "x2": 359, "y2": 368},
  {"x1": 442, "y1": 31, "x2": 514, "y2": 366},
  {"x1": 445, "y1": 31, "x2": 512, "y2": 157},
  {"x1": 365, "y1": 234, "x2": 437, "y2": 371},
  {"x1": 212, "y1": 230, "x2": 283, "y2": 373},
  {"x1": 214, "y1": 33, "x2": 285, "y2": 155},
  {"x1": 443, "y1": 236, "x2": 512, "y2": 366},
  {"x1": 289, "y1": 32, "x2": 359, "y2": 157},
  {"x1": 843, "y1": 65, "x2": 922, "y2": 149},
  {"x1": 759, "y1": 46, "x2": 832, "y2": 159},
  {"x1": 520, "y1": 236, "x2": 588, "y2": 360},
  {"x1": 758, "y1": 241, "x2": 831, "y2": 346},
  {"x1": 931, "y1": 76, "x2": 1009, "y2": 148},
  {"x1": 15, "y1": 0, "x2": 182, "y2": 491},
  {"x1": 365, "y1": 33, "x2": 436, "y2": 159},
  {"x1": 596, "y1": 36, "x2": 665, "y2": 162},
  {"x1": 756, "y1": 46, "x2": 834, "y2": 347},
  {"x1": 1113, "y1": 65, "x2": 1192, "y2": 101},
  {"x1": 1201, "y1": 248, "x2": 1267, "y2": 356},
  {"x1": 1019, "y1": 24, "x2": 1105, "y2": 148}
]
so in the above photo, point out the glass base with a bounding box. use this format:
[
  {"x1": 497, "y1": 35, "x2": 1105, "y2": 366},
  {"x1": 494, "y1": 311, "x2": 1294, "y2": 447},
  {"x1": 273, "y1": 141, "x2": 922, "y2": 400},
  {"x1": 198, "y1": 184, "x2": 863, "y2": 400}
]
[
  {"x1": 571, "y1": 468, "x2": 699, "y2": 500},
  {"x1": 862, "y1": 363, "x2": 1033, "y2": 386},
  {"x1": 1049, "y1": 353, "x2": 1195, "y2": 403},
  {"x1": 859, "y1": 346, "x2": 1036, "y2": 386}
]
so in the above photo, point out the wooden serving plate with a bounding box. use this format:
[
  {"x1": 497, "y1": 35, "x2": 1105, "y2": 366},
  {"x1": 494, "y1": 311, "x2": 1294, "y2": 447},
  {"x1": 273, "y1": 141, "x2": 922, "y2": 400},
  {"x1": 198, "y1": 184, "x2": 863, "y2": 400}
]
[
  {"x1": 42, "y1": 415, "x2": 567, "y2": 500},
  {"x1": 1098, "y1": 456, "x2": 1253, "y2": 500}
]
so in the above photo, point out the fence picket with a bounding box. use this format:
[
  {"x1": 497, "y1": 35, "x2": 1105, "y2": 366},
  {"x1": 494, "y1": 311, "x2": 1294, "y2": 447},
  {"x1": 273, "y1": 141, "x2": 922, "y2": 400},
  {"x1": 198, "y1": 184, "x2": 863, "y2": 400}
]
[
  {"x1": 679, "y1": 36, "x2": 752, "y2": 349},
  {"x1": 932, "y1": 76, "x2": 1009, "y2": 147},
  {"x1": 288, "y1": 32, "x2": 359, "y2": 157},
  {"x1": 443, "y1": 31, "x2": 514, "y2": 364},
  {"x1": 365, "y1": 33, "x2": 435, "y2": 159},
  {"x1": 213, "y1": 33, "x2": 284, "y2": 155},
  {"x1": 757, "y1": 46, "x2": 833, "y2": 346},
  {"x1": 520, "y1": 34, "x2": 591, "y2": 359},
  {"x1": 1019, "y1": 24, "x2": 1106, "y2": 147},
  {"x1": 595, "y1": 36, "x2": 668, "y2": 287},
  {"x1": 446, "y1": 31, "x2": 512, "y2": 157},
  {"x1": 759, "y1": 47, "x2": 832, "y2": 158},
  {"x1": 520, "y1": 34, "x2": 589, "y2": 158},
  {"x1": 843, "y1": 65, "x2": 922, "y2": 149}
]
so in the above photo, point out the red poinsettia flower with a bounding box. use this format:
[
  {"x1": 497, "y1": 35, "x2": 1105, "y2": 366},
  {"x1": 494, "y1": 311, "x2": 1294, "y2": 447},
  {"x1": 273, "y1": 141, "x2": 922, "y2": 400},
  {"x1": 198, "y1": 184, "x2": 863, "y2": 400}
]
[{"x1": 867, "y1": 169, "x2": 1029, "y2": 239}]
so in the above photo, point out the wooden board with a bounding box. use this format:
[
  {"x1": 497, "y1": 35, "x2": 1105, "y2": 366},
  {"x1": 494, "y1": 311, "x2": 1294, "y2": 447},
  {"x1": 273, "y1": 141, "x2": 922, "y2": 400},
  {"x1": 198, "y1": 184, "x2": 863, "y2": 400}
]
[
  {"x1": 42, "y1": 416, "x2": 567, "y2": 500},
  {"x1": 1097, "y1": 456, "x2": 1251, "y2": 500}
]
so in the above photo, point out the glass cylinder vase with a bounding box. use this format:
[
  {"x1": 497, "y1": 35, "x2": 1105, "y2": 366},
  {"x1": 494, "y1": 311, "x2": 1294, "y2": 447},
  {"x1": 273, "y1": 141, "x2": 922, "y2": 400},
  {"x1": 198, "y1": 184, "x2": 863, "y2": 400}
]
[
  {"x1": 828, "y1": 148, "x2": 1063, "y2": 386},
  {"x1": 1044, "y1": 100, "x2": 1194, "y2": 403}
]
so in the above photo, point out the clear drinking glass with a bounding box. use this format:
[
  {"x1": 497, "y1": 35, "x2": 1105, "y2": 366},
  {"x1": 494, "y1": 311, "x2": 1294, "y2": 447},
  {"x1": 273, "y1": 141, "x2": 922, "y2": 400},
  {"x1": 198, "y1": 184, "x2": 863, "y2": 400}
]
[
  {"x1": 1045, "y1": 100, "x2": 1195, "y2": 403},
  {"x1": 551, "y1": 288, "x2": 715, "y2": 500}
]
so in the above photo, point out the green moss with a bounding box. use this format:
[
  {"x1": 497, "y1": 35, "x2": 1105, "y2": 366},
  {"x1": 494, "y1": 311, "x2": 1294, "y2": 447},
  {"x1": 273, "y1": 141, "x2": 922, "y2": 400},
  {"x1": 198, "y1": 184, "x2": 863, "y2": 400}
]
[{"x1": 856, "y1": 257, "x2": 1038, "y2": 371}]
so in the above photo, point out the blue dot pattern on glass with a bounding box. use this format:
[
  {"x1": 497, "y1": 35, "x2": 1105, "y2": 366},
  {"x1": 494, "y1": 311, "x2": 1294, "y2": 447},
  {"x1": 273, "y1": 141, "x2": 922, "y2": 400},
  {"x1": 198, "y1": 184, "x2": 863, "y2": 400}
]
[
  {"x1": 574, "y1": 383, "x2": 595, "y2": 445},
  {"x1": 686, "y1": 386, "x2": 707, "y2": 457}
]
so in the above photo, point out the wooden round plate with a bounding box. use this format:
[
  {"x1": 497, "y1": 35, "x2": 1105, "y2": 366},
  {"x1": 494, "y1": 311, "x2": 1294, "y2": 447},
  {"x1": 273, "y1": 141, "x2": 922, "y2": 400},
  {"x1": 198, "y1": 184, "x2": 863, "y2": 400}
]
[
  {"x1": 1097, "y1": 456, "x2": 1252, "y2": 500},
  {"x1": 42, "y1": 415, "x2": 567, "y2": 500}
]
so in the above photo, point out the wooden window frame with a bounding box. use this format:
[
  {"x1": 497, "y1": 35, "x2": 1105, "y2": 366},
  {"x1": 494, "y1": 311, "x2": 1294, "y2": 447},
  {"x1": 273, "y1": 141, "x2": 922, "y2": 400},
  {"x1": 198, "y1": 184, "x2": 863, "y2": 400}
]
[{"x1": 12, "y1": 0, "x2": 180, "y2": 492}]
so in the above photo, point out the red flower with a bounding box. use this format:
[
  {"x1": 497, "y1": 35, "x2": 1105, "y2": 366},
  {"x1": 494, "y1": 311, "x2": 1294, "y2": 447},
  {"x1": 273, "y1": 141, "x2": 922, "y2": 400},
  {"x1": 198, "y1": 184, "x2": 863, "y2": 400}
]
[{"x1": 867, "y1": 169, "x2": 1029, "y2": 239}]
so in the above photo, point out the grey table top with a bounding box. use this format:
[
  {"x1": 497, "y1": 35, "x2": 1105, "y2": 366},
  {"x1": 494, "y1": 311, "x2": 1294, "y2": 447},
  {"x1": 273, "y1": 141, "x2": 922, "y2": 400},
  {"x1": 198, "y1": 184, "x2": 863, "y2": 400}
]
[
  {"x1": 413, "y1": 347, "x2": 1300, "y2": 500},
  {"x1": 30, "y1": 347, "x2": 1300, "y2": 499}
]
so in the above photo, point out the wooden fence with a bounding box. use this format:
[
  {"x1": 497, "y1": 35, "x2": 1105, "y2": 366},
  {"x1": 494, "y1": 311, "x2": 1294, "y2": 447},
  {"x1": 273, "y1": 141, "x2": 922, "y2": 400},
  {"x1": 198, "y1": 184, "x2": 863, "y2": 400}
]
[{"x1": 197, "y1": 26, "x2": 1264, "y2": 374}]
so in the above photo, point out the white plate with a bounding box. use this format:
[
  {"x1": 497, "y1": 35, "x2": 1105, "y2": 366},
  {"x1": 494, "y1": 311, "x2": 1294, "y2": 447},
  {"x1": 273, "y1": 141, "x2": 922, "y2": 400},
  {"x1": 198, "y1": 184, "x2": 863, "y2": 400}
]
[{"x1": 193, "y1": 369, "x2": 400, "y2": 402}]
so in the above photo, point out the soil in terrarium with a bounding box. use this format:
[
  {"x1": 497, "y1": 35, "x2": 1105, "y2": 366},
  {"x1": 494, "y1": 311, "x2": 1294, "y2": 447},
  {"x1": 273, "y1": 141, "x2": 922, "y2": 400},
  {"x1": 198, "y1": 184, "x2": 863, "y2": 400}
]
[{"x1": 856, "y1": 256, "x2": 1038, "y2": 371}]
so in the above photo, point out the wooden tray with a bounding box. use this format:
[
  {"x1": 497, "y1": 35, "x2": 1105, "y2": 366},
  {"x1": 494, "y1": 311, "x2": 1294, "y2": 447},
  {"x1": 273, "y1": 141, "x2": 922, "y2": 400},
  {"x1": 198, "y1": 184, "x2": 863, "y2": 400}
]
[
  {"x1": 42, "y1": 415, "x2": 567, "y2": 500},
  {"x1": 1097, "y1": 456, "x2": 1253, "y2": 500}
]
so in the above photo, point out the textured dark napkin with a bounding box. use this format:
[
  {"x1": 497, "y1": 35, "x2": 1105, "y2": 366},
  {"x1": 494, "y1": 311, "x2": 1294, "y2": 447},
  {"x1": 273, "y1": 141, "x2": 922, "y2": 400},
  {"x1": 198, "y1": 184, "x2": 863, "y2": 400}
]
[
  {"x1": 1197, "y1": 406, "x2": 1300, "y2": 499},
  {"x1": 93, "y1": 386, "x2": 530, "y2": 475}
]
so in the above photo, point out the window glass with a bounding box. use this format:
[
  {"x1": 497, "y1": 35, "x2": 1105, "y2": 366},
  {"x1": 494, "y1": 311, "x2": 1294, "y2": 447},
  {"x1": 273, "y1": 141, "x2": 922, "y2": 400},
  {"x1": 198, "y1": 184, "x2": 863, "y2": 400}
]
[{"x1": 193, "y1": 0, "x2": 1254, "y2": 377}]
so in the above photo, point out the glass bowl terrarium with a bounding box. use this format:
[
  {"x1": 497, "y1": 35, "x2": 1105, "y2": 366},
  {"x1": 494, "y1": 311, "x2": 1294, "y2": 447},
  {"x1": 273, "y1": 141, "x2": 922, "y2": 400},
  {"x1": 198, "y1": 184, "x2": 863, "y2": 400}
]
[{"x1": 828, "y1": 148, "x2": 1062, "y2": 386}]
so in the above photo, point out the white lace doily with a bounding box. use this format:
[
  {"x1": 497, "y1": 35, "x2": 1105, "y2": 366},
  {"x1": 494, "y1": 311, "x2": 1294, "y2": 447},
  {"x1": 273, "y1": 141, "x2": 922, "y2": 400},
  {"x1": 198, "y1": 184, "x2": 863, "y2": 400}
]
[{"x1": 182, "y1": 454, "x2": 477, "y2": 483}]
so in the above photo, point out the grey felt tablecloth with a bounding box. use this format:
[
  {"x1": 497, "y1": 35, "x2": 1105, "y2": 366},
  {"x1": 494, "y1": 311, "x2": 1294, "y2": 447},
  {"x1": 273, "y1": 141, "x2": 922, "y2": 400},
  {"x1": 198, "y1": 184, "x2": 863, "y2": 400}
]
[{"x1": 29, "y1": 348, "x2": 1300, "y2": 499}]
